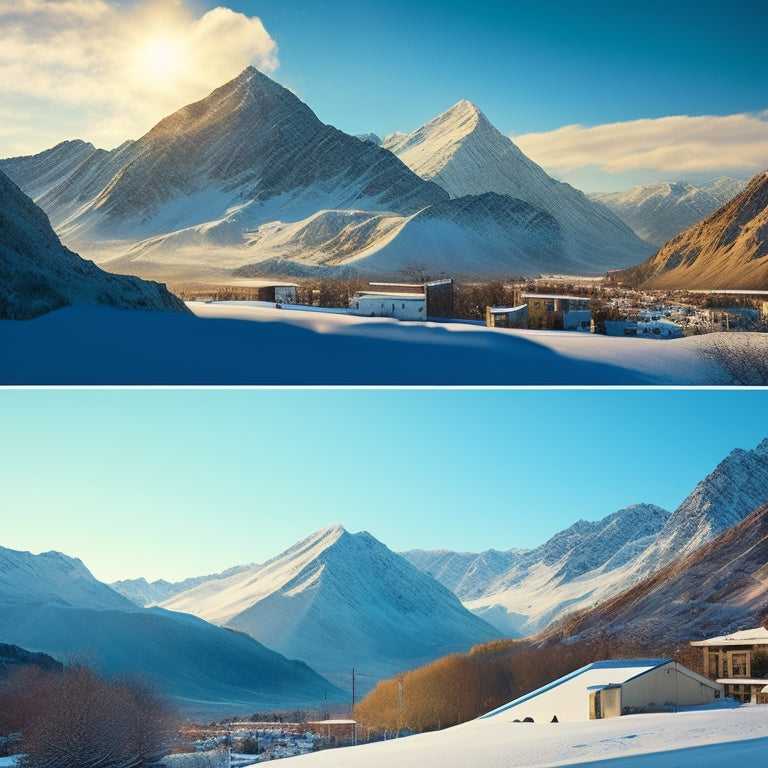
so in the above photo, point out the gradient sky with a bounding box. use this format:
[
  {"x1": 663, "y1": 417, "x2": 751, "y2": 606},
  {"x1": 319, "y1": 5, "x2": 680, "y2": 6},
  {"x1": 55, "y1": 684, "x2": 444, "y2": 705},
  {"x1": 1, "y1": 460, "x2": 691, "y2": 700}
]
[
  {"x1": 1, "y1": 388, "x2": 766, "y2": 584},
  {"x1": 1, "y1": 0, "x2": 767, "y2": 190}
]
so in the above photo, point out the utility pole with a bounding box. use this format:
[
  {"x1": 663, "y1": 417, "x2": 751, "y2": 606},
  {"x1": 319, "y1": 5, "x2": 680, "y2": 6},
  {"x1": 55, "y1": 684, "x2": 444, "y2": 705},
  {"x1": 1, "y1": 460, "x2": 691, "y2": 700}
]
[{"x1": 352, "y1": 667, "x2": 357, "y2": 747}]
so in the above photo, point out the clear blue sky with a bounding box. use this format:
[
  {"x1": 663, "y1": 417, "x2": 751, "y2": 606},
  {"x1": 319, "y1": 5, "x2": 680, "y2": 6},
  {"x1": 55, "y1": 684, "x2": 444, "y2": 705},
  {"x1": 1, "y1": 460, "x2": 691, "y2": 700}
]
[
  {"x1": 2, "y1": 0, "x2": 767, "y2": 190},
  {"x1": 1, "y1": 388, "x2": 766, "y2": 583}
]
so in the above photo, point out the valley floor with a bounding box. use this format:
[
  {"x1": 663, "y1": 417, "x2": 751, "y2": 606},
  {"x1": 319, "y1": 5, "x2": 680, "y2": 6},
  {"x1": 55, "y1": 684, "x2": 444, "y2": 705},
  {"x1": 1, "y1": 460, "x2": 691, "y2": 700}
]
[
  {"x1": 1, "y1": 301, "x2": 767, "y2": 385},
  {"x1": 280, "y1": 704, "x2": 768, "y2": 768}
]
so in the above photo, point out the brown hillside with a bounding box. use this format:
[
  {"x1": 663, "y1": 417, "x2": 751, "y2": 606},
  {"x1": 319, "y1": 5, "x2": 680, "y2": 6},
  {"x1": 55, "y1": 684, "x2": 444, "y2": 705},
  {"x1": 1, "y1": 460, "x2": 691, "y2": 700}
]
[
  {"x1": 540, "y1": 502, "x2": 768, "y2": 647},
  {"x1": 616, "y1": 171, "x2": 768, "y2": 290}
]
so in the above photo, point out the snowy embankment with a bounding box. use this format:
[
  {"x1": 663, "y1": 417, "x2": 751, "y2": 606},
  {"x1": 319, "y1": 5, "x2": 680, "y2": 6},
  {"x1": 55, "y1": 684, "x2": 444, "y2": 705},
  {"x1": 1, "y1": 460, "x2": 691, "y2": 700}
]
[
  {"x1": 278, "y1": 706, "x2": 768, "y2": 768},
  {"x1": 1, "y1": 301, "x2": 767, "y2": 385}
]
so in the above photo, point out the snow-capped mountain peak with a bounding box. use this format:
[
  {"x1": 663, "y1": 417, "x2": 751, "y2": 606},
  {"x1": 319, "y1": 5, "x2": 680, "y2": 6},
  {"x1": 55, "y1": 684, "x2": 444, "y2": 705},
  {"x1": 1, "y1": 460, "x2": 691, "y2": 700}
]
[{"x1": 161, "y1": 525, "x2": 499, "y2": 691}]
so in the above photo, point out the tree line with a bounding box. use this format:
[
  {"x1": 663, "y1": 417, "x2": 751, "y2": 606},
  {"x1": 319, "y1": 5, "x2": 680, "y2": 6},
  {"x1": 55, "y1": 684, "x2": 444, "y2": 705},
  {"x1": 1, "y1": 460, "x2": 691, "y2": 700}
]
[
  {"x1": 353, "y1": 635, "x2": 700, "y2": 736},
  {"x1": 0, "y1": 665, "x2": 176, "y2": 768}
]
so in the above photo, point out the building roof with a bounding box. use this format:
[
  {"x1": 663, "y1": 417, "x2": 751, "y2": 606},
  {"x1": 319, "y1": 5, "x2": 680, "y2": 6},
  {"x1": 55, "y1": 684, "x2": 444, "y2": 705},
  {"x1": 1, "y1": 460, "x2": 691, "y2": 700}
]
[
  {"x1": 481, "y1": 659, "x2": 673, "y2": 722},
  {"x1": 488, "y1": 305, "x2": 527, "y2": 314},
  {"x1": 355, "y1": 291, "x2": 426, "y2": 300},
  {"x1": 521, "y1": 293, "x2": 592, "y2": 302},
  {"x1": 691, "y1": 627, "x2": 768, "y2": 647}
]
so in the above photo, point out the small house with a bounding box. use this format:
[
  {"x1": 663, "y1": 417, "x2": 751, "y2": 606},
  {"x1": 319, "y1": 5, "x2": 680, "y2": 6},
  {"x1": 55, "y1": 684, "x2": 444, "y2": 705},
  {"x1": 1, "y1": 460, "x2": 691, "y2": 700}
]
[
  {"x1": 480, "y1": 659, "x2": 722, "y2": 723},
  {"x1": 485, "y1": 305, "x2": 529, "y2": 329},
  {"x1": 349, "y1": 279, "x2": 453, "y2": 322},
  {"x1": 691, "y1": 627, "x2": 768, "y2": 704},
  {"x1": 521, "y1": 293, "x2": 592, "y2": 332}
]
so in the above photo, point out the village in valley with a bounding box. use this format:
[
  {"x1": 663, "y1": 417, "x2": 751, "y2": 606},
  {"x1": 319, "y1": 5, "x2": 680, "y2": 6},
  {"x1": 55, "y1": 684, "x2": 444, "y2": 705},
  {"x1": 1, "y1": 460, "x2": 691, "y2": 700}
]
[{"x1": 177, "y1": 274, "x2": 768, "y2": 339}]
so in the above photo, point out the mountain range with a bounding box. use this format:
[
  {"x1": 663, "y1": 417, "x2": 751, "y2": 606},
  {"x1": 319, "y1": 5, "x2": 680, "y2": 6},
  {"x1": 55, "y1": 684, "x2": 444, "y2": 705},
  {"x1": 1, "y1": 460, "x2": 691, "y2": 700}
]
[
  {"x1": 151, "y1": 524, "x2": 500, "y2": 693},
  {"x1": 6, "y1": 437, "x2": 768, "y2": 718},
  {"x1": 1, "y1": 67, "x2": 652, "y2": 282},
  {"x1": 615, "y1": 171, "x2": 768, "y2": 290},
  {"x1": 0, "y1": 170, "x2": 186, "y2": 319},
  {"x1": 0, "y1": 545, "x2": 340, "y2": 718},
  {"x1": 591, "y1": 177, "x2": 747, "y2": 247},
  {"x1": 541, "y1": 500, "x2": 768, "y2": 647},
  {"x1": 403, "y1": 437, "x2": 768, "y2": 636}
]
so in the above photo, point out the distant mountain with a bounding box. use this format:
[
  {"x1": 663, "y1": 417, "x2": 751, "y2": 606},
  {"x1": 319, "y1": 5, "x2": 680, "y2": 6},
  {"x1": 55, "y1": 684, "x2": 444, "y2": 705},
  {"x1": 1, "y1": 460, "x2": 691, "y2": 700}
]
[
  {"x1": 111, "y1": 564, "x2": 255, "y2": 607},
  {"x1": 615, "y1": 171, "x2": 768, "y2": 290},
  {"x1": 405, "y1": 437, "x2": 768, "y2": 637},
  {"x1": 0, "y1": 545, "x2": 340, "y2": 717},
  {"x1": 404, "y1": 503, "x2": 670, "y2": 636},
  {"x1": 161, "y1": 524, "x2": 500, "y2": 692},
  {"x1": 0, "y1": 545, "x2": 138, "y2": 611},
  {"x1": 382, "y1": 100, "x2": 654, "y2": 273},
  {"x1": 0, "y1": 170, "x2": 187, "y2": 319},
  {"x1": 542, "y1": 501, "x2": 768, "y2": 647},
  {"x1": 592, "y1": 178, "x2": 747, "y2": 247}
]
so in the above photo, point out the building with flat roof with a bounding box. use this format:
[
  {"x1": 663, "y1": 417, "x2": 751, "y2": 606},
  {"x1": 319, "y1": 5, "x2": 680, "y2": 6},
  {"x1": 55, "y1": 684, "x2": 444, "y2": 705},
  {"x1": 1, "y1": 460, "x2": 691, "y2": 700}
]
[{"x1": 692, "y1": 627, "x2": 768, "y2": 704}]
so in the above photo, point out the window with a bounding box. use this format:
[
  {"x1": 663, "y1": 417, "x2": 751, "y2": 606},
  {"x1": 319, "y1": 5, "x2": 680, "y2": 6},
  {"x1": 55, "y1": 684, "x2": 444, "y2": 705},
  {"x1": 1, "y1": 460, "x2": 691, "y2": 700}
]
[{"x1": 730, "y1": 652, "x2": 748, "y2": 677}]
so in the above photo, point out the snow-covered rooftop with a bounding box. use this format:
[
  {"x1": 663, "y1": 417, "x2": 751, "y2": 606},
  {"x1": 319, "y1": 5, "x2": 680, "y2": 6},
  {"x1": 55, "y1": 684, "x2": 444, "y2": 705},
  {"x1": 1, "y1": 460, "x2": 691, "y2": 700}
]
[{"x1": 691, "y1": 627, "x2": 768, "y2": 646}]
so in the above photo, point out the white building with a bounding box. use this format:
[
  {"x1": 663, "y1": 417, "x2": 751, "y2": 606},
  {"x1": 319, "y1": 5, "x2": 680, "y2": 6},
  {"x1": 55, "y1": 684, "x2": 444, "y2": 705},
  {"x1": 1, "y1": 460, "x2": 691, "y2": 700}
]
[
  {"x1": 349, "y1": 291, "x2": 426, "y2": 321},
  {"x1": 481, "y1": 659, "x2": 722, "y2": 723}
]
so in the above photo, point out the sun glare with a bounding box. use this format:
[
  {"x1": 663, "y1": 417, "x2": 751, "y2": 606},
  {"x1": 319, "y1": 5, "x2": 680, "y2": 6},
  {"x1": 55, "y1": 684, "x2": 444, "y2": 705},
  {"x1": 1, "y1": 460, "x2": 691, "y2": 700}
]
[{"x1": 135, "y1": 35, "x2": 186, "y2": 85}]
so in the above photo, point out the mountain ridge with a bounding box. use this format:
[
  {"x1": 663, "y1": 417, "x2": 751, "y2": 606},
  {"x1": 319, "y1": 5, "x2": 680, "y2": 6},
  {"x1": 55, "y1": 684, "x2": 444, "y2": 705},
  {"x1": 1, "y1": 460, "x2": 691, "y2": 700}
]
[{"x1": 614, "y1": 171, "x2": 768, "y2": 289}]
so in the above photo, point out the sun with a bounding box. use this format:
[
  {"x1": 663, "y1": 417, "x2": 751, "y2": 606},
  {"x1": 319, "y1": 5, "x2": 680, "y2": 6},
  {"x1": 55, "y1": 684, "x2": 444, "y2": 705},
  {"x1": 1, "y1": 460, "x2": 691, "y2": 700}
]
[{"x1": 134, "y1": 34, "x2": 187, "y2": 85}]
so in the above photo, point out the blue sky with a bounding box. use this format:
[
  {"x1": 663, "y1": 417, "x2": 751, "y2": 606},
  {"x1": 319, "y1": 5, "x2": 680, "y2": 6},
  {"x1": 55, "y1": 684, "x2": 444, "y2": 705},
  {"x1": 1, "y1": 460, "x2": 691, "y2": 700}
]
[
  {"x1": 1, "y1": 388, "x2": 766, "y2": 583},
  {"x1": 1, "y1": 0, "x2": 767, "y2": 190}
]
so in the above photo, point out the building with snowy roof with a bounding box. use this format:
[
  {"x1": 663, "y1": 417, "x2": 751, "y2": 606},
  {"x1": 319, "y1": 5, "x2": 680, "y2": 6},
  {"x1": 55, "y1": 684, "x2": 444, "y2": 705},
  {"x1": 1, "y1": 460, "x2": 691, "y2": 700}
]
[
  {"x1": 692, "y1": 627, "x2": 768, "y2": 704},
  {"x1": 480, "y1": 659, "x2": 722, "y2": 723}
]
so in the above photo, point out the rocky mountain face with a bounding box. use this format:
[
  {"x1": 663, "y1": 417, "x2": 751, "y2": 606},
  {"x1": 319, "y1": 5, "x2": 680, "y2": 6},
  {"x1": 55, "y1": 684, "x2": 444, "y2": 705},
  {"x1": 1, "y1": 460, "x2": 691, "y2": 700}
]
[
  {"x1": 631, "y1": 437, "x2": 768, "y2": 575},
  {"x1": 404, "y1": 437, "x2": 768, "y2": 638},
  {"x1": 3, "y1": 69, "x2": 653, "y2": 281},
  {"x1": 615, "y1": 171, "x2": 768, "y2": 290},
  {"x1": 591, "y1": 177, "x2": 747, "y2": 247},
  {"x1": 382, "y1": 101, "x2": 654, "y2": 273},
  {"x1": 0, "y1": 170, "x2": 187, "y2": 319},
  {"x1": 0, "y1": 544, "x2": 339, "y2": 717},
  {"x1": 541, "y1": 501, "x2": 768, "y2": 647},
  {"x1": 1, "y1": 67, "x2": 448, "y2": 279},
  {"x1": 403, "y1": 504, "x2": 670, "y2": 636},
  {"x1": 160, "y1": 524, "x2": 500, "y2": 692}
]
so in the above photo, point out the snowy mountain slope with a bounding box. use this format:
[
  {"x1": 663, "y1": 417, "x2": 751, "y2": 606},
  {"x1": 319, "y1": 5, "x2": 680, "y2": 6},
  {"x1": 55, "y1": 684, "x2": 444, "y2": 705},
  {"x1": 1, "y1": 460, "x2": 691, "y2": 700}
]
[
  {"x1": 0, "y1": 545, "x2": 136, "y2": 611},
  {"x1": 0, "y1": 544, "x2": 340, "y2": 716},
  {"x1": 407, "y1": 438, "x2": 768, "y2": 637},
  {"x1": 227, "y1": 192, "x2": 574, "y2": 279},
  {"x1": 616, "y1": 171, "x2": 768, "y2": 290},
  {"x1": 161, "y1": 524, "x2": 501, "y2": 691},
  {"x1": 544, "y1": 501, "x2": 768, "y2": 646},
  {"x1": 0, "y1": 170, "x2": 187, "y2": 318},
  {"x1": 382, "y1": 101, "x2": 654, "y2": 272},
  {"x1": 628, "y1": 436, "x2": 768, "y2": 576},
  {"x1": 404, "y1": 504, "x2": 670, "y2": 636},
  {"x1": 1, "y1": 67, "x2": 448, "y2": 278},
  {"x1": 591, "y1": 177, "x2": 747, "y2": 246},
  {"x1": 110, "y1": 563, "x2": 255, "y2": 607}
]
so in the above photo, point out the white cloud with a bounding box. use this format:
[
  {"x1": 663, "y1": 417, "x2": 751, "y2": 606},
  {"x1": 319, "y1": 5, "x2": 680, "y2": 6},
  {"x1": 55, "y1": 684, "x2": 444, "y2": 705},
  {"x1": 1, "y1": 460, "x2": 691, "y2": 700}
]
[
  {"x1": 513, "y1": 113, "x2": 768, "y2": 182},
  {"x1": 0, "y1": 0, "x2": 278, "y2": 153}
]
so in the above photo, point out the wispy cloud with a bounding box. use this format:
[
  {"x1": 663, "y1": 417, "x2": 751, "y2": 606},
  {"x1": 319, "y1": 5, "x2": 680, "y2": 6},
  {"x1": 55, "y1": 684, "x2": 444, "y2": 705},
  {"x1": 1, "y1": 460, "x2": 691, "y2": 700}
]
[
  {"x1": 513, "y1": 113, "x2": 768, "y2": 182},
  {"x1": 0, "y1": 0, "x2": 278, "y2": 153}
]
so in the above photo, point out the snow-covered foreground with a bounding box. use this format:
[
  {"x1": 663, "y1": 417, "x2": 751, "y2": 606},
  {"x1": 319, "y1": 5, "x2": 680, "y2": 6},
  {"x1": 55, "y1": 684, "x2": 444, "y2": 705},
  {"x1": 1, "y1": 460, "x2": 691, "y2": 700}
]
[
  {"x1": 1, "y1": 300, "x2": 767, "y2": 385},
  {"x1": 279, "y1": 706, "x2": 768, "y2": 768}
]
